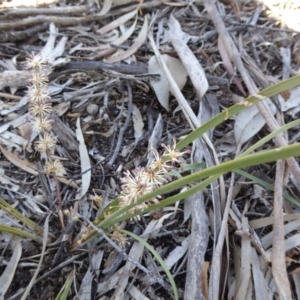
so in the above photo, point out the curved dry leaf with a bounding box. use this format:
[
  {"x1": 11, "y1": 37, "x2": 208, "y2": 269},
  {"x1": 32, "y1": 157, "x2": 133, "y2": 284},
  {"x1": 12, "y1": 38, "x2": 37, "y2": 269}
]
[
  {"x1": 112, "y1": 16, "x2": 137, "y2": 46},
  {"x1": 40, "y1": 22, "x2": 57, "y2": 59},
  {"x1": 76, "y1": 117, "x2": 91, "y2": 198},
  {"x1": 0, "y1": 145, "x2": 77, "y2": 188},
  {"x1": 98, "y1": 0, "x2": 112, "y2": 16},
  {"x1": 105, "y1": 16, "x2": 148, "y2": 63},
  {"x1": 40, "y1": 23, "x2": 68, "y2": 66},
  {"x1": 97, "y1": 9, "x2": 137, "y2": 35},
  {"x1": 165, "y1": 236, "x2": 189, "y2": 269},
  {"x1": 234, "y1": 99, "x2": 276, "y2": 146},
  {"x1": 0, "y1": 239, "x2": 22, "y2": 299},
  {"x1": 168, "y1": 14, "x2": 208, "y2": 99},
  {"x1": 0, "y1": 145, "x2": 38, "y2": 175},
  {"x1": 89, "y1": 17, "x2": 138, "y2": 60},
  {"x1": 148, "y1": 54, "x2": 188, "y2": 111},
  {"x1": 132, "y1": 104, "x2": 144, "y2": 142}
]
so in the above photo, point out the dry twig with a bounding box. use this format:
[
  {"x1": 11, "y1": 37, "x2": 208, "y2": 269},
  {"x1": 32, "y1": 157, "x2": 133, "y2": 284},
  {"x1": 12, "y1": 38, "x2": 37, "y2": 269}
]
[{"x1": 272, "y1": 160, "x2": 292, "y2": 300}]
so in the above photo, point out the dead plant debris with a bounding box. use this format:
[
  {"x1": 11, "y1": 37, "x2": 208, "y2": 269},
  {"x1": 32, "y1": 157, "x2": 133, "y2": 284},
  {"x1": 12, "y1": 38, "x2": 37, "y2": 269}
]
[{"x1": 1, "y1": 0, "x2": 300, "y2": 299}]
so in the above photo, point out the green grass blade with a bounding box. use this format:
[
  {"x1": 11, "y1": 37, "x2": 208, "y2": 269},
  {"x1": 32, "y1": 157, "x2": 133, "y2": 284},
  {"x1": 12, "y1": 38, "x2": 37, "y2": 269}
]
[
  {"x1": 98, "y1": 144, "x2": 300, "y2": 229},
  {"x1": 0, "y1": 197, "x2": 48, "y2": 238},
  {"x1": 177, "y1": 74, "x2": 300, "y2": 150},
  {"x1": 55, "y1": 269, "x2": 75, "y2": 300},
  {"x1": 239, "y1": 118, "x2": 300, "y2": 157},
  {"x1": 0, "y1": 224, "x2": 43, "y2": 243},
  {"x1": 234, "y1": 169, "x2": 300, "y2": 207}
]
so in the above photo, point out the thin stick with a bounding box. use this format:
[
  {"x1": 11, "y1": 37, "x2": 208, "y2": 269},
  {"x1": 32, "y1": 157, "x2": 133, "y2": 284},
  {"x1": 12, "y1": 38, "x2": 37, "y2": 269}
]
[
  {"x1": 272, "y1": 160, "x2": 292, "y2": 300},
  {"x1": 71, "y1": 209, "x2": 165, "y2": 286},
  {"x1": 108, "y1": 82, "x2": 133, "y2": 166}
]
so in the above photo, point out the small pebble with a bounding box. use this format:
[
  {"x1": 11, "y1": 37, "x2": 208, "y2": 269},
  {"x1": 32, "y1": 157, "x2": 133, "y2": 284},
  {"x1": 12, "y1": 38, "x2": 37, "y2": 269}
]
[{"x1": 86, "y1": 104, "x2": 99, "y2": 115}]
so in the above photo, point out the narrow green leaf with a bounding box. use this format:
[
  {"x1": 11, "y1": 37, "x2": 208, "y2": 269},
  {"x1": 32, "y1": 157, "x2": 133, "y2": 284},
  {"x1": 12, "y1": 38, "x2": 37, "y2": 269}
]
[
  {"x1": 0, "y1": 224, "x2": 43, "y2": 243},
  {"x1": 0, "y1": 197, "x2": 48, "y2": 238},
  {"x1": 234, "y1": 169, "x2": 300, "y2": 207},
  {"x1": 55, "y1": 269, "x2": 75, "y2": 300},
  {"x1": 239, "y1": 118, "x2": 300, "y2": 157},
  {"x1": 98, "y1": 144, "x2": 300, "y2": 229},
  {"x1": 177, "y1": 74, "x2": 300, "y2": 150}
]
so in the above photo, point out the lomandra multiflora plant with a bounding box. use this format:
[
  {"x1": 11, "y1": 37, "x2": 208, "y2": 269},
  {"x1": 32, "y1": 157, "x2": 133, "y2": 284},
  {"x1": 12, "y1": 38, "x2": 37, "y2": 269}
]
[{"x1": 77, "y1": 141, "x2": 190, "y2": 245}]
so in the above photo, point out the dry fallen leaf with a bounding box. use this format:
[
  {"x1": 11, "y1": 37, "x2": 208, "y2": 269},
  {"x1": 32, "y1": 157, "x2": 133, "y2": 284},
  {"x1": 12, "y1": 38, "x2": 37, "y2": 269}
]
[
  {"x1": 0, "y1": 145, "x2": 38, "y2": 175},
  {"x1": 75, "y1": 117, "x2": 91, "y2": 198},
  {"x1": 132, "y1": 104, "x2": 144, "y2": 143},
  {"x1": 0, "y1": 145, "x2": 77, "y2": 188},
  {"x1": 97, "y1": 9, "x2": 137, "y2": 35},
  {"x1": 40, "y1": 23, "x2": 68, "y2": 67},
  {"x1": 98, "y1": 0, "x2": 112, "y2": 16},
  {"x1": 168, "y1": 14, "x2": 209, "y2": 100},
  {"x1": 234, "y1": 98, "x2": 276, "y2": 146},
  {"x1": 234, "y1": 85, "x2": 300, "y2": 146},
  {"x1": 0, "y1": 239, "x2": 22, "y2": 299},
  {"x1": 148, "y1": 54, "x2": 188, "y2": 111},
  {"x1": 105, "y1": 16, "x2": 147, "y2": 63}
]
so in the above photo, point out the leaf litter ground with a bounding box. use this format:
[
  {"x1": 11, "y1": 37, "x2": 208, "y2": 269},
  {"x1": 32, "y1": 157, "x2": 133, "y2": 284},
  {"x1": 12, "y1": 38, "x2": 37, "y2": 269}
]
[{"x1": 1, "y1": 0, "x2": 300, "y2": 299}]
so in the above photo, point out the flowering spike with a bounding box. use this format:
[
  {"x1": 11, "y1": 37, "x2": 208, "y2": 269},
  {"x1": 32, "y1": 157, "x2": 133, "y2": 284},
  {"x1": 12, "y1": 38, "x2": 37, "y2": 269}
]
[{"x1": 117, "y1": 141, "x2": 190, "y2": 219}]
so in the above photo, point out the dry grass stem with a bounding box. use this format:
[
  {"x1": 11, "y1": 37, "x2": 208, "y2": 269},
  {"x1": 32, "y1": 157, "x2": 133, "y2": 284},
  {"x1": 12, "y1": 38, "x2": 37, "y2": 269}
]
[{"x1": 272, "y1": 160, "x2": 292, "y2": 300}]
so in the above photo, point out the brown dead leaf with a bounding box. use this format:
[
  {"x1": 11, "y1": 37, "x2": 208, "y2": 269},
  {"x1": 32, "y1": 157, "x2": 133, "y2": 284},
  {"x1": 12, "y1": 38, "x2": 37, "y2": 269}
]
[
  {"x1": 0, "y1": 145, "x2": 78, "y2": 189},
  {"x1": 201, "y1": 261, "x2": 210, "y2": 300},
  {"x1": 0, "y1": 145, "x2": 38, "y2": 175}
]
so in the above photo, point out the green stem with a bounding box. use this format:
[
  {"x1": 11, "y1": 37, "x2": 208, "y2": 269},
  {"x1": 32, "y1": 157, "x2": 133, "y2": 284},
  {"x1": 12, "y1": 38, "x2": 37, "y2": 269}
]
[{"x1": 0, "y1": 224, "x2": 43, "y2": 243}]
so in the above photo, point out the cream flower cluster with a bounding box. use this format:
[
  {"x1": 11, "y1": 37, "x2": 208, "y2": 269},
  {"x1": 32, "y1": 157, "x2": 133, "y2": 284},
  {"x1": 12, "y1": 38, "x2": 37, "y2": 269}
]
[
  {"x1": 27, "y1": 54, "x2": 63, "y2": 174},
  {"x1": 119, "y1": 144, "x2": 190, "y2": 219}
]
